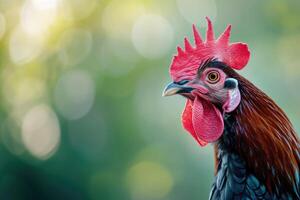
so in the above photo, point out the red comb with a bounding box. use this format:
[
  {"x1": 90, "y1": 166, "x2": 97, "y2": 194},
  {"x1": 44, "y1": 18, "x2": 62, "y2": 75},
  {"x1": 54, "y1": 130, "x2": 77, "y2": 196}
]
[{"x1": 170, "y1": 17, "x2": 250, "y2": 81}]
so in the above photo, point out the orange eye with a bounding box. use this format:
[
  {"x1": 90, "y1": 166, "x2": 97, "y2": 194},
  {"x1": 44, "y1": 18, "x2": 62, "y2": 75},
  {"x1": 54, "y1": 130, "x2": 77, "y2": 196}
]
[{"x1": 207, "y1": 71, "x2": 220, "y2": 84}]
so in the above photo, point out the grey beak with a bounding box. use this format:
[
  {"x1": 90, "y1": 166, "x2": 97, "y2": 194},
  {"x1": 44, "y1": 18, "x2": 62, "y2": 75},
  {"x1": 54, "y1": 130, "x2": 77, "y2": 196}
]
[{"x1": 162, "y1": 82, "x2": 194, "y2": 97}]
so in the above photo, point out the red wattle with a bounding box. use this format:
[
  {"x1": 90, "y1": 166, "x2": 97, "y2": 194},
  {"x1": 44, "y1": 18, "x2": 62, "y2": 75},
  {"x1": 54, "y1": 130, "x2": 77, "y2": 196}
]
[
  {"x1": 182, "y1": 100, "x2": 207, "y2": 146},
  {"x1": 182, "y1": 97, "x2": 224, "y2": 146},
  {"x1": 192, "y1": 96, "x2": 224, "y2": 142}
]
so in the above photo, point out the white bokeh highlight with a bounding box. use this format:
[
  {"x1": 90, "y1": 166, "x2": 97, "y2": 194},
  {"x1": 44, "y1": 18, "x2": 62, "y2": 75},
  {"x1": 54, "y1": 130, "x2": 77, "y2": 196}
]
[
  {"x1": 21, "y1": 0, "x2": 58, "y2": 37},
  {"x1": 21, "y1": 104, "x2": 61, "y2": 160},
  {"x1": 132, "y1": 14, "x2": 174, "y2": 59},
  {"x1": 9, "y1": 27, "x2": 43, "y2": 64},
  {"x1": 54, "y1": 70, "x2": 95, "y2": 120},
  {"x1": 31, "y1": 0, "x2": 58, "y2": 10}
]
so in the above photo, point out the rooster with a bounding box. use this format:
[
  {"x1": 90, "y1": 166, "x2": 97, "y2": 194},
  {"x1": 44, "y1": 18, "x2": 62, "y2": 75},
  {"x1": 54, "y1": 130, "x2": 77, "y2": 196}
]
[{"x1": 163, "y1": 18, "x2": 300, "y2": 199}]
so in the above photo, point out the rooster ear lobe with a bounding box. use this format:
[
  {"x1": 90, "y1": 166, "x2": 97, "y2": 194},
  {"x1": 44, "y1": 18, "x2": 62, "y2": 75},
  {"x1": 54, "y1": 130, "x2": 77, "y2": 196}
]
[
  {"x1": 226, "y1": 43, "x2": 250, "y2": 70},
  {"x1": 223, "y1": 78, "x2": 241, "y2": 113}
]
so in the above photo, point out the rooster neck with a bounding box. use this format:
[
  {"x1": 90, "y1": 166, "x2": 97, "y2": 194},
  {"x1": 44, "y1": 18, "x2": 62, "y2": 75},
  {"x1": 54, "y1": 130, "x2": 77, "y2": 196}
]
[
  {"x1": 213, "y1": 71, "x2": 300, "y2": 198},
  {"x1": 212, "y1": 113, "x2": 299, "y2": 199},
  {"x1": 213, "y1": 114, "x2": 240, "y2": 173},
  {"x1": 215, "y1": 114, "x2": 237, "y2": 153}
]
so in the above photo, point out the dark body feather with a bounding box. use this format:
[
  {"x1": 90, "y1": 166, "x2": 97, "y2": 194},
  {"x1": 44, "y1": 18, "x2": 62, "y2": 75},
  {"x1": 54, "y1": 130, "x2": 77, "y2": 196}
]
[{"x1": 207, "y1": 63, "x2": 300, "y2": 199}]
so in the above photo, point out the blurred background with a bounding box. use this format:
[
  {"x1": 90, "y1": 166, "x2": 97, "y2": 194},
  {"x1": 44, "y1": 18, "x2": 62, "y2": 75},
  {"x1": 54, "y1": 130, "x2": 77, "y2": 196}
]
[{"x1": 0, "y1": 0, "x2": 299, "y2": 199}]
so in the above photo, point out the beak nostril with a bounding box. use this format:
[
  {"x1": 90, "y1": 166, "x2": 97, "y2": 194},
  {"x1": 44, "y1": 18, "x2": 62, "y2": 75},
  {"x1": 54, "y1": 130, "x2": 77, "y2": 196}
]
[{"x1": 176, "y1": 80, "x2": 189, "y2": 85}]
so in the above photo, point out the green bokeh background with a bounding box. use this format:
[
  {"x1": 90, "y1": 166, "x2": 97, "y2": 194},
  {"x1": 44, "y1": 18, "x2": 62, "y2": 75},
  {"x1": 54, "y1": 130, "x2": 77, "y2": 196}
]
[{"x1": 0, "y1": 0, "x2": 299, "y2": 199}]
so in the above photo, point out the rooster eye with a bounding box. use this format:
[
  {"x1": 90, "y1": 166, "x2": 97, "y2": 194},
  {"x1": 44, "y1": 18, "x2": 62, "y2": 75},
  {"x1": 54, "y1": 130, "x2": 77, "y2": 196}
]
[{"x1": 207, "y1": 71, "x2": 220, "y2": 84}]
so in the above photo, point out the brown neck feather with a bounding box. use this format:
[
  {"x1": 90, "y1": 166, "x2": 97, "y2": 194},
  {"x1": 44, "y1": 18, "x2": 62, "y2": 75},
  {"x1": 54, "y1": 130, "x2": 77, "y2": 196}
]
[{"x1": 224, "y1": 69, "x2": 300, "y2": 195}]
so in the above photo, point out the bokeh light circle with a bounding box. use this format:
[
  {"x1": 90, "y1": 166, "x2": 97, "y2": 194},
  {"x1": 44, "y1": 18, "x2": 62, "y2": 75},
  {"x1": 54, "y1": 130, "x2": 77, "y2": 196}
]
[
  {"x1": 9, "y1": 27, "x2": 43, "y2": 64},
  {"x1": 21, "y1": 104, "x2": 61, "y2": 160},
  {"x1": 131, "y1": 14, "x2": 174, "y2": 59},
  {"x1": 54, "y1": 70, "x2": 95, "y2": 120},
  {"x1": 126, "y1": 161, "x2": 174, "y2": 200},
  {"x1": 20, "y1": 0, "x2": 57, "y2": 37},
  {"x1": 31, "y1": 0, "x2": 58, "y2": 10}
]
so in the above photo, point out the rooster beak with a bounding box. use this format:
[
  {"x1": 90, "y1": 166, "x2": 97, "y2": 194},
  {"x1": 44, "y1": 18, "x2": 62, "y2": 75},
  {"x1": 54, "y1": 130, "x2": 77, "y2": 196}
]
[{"x1": 162, "y1": 82, "x2": 194, "y2": 96}]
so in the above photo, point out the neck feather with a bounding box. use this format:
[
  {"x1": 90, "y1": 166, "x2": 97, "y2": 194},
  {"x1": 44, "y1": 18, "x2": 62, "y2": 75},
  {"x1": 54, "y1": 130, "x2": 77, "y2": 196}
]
[{"x1": 216, "y1": 71, "x2": 300, "y2": 197}]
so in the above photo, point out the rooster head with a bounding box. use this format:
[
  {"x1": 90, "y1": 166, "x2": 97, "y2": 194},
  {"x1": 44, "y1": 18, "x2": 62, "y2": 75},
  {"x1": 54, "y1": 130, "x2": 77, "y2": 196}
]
[{"x1": 163, "y1": 17, "x2": 250, "y2": 146}]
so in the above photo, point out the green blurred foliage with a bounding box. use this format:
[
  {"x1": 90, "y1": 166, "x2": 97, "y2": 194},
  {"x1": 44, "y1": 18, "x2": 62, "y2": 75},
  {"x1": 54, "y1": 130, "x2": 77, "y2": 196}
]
[{"x1": 0, "y1": 0, "x2": 299, "y2": 199}]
